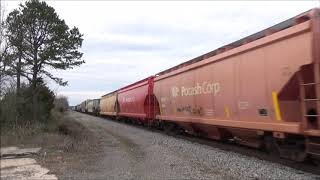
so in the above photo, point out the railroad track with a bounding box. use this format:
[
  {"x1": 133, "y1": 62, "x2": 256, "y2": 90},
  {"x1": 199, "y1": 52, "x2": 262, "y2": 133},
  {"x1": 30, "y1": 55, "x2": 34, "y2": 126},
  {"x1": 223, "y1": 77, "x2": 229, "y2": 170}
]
[
  {"x1": 96, "y1": 115, "x2": 320, "y2": 176},
  {"x1": 177, "y1": 133, "x2": 320, "y2": 176}
]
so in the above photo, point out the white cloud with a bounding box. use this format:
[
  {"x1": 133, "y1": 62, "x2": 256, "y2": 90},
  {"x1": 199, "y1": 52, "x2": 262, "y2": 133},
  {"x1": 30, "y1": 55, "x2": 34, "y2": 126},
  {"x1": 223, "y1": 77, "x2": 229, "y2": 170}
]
[{"x1": 3, "y1": 0, "x2": 319, "y2": 105}]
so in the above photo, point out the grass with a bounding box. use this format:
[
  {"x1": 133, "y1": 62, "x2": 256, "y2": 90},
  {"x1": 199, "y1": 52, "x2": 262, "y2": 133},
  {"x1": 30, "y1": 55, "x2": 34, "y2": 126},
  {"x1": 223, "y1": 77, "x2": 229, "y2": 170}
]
[
  {"x1": 1, "y1": 109, "x2": 99, "y2": 152},
  {"x1": 1, "y1": 109, "x2": 101, "y2": 178}
]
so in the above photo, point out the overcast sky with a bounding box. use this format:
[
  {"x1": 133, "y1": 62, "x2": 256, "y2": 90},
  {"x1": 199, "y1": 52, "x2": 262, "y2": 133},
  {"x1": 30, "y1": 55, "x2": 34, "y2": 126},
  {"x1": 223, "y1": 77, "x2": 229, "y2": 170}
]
[{"x1": 4, "y1": 0, "x2": 320, "y2": 105}]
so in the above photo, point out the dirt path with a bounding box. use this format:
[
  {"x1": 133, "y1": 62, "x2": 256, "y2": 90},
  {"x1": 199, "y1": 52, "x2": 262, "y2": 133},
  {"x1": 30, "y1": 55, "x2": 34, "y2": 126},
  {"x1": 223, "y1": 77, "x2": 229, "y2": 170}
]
[{"x1": 65, "y1": 111, "x2": 319, "y2": 180}]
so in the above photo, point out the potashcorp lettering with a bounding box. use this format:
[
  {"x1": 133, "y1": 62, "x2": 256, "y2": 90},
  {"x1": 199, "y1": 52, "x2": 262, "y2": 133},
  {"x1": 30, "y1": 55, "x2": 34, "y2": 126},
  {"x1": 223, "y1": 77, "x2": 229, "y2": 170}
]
[
  {"x1": 122, "y1": 97, "x2": 135, "y2": 103},
  {"x1": 171, "y1": 82, "x2": 220, "y2": 97}
]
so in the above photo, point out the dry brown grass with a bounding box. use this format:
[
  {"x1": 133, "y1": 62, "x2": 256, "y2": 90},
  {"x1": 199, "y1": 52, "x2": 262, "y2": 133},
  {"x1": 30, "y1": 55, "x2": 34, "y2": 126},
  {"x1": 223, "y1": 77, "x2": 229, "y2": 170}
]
[
  {"x1": 56, "y1": 113, "x2": 99, "y2": 153},
  {"x1": 1, "y1": 110, "x2": 102, "y2": 178},
  {"x1": 1, "y1": 110, "x2": 100, "y2": 163}
]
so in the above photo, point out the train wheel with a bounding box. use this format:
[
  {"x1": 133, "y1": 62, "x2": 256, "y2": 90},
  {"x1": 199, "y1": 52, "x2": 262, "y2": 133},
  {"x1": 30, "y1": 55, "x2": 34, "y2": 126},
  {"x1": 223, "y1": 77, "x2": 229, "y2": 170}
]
[
  {"x1": 163, "y1": 122, "x2": 173, "y2": 135},
  {"x1": 153, "y1": 120, "x2": 162, "y2": 130},
  {"x1": 163, "y1": 122, "x2": 179, "y2": 135},
  {"x1": 264, "y1": 136, "x2": 307, "y2": 162},
  {"x1": 264, "y1": 136, "x2": 280, "y2": 157}
]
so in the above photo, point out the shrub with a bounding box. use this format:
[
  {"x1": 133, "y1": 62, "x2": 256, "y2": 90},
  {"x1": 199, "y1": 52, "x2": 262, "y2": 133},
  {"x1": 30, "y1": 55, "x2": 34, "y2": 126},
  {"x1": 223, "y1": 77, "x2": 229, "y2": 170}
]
[
  {"x1": 0, "y1": 81, "x2": 55, "y2": 130},
  {"x1": 54, "y1": 96, "x2": 69, "y2": 113}
]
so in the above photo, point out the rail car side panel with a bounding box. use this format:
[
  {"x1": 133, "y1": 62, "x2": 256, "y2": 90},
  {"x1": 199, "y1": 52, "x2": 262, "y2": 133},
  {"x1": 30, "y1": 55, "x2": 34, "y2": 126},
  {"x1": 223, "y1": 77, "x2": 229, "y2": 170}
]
[
  {"x1": 80, "y1": 100, "x2": 87, "y2": 112},
  {"x1": 117, "y1": 77, "x2": 155, "y2": 120},
  {"x1": 87, "y1": 100, "x2": 94, "y2": 113},
  {"x1": 100, "y1": 92, "x2": 118, "y2": 116},
  {"x1": 154, "y1": 20, "x2": 314, "y2": 134},
  {"x1": 91, "y1": 99, "x2": 100, "y2": 114}
]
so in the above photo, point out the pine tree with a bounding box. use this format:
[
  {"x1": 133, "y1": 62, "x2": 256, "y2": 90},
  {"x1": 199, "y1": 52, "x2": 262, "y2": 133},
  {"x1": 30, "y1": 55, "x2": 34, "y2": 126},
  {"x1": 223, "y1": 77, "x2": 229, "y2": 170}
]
[{"x1": 6, "y1": 0, "x2": 84, "y2": 121}]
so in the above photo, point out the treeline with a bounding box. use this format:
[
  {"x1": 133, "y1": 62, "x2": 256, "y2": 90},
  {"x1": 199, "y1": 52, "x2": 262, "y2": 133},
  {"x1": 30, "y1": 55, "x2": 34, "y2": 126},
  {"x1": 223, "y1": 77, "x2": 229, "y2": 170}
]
[{"x1": 0, "y1": 0, "x2": 84, "y2": 129}]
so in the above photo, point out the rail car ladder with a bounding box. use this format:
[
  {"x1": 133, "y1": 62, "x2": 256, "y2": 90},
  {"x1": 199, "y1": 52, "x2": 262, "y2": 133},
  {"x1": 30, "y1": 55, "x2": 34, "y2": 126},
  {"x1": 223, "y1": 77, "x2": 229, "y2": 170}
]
[{"x1": 299, "y1": 63, "x2": 320, "y2": 158}]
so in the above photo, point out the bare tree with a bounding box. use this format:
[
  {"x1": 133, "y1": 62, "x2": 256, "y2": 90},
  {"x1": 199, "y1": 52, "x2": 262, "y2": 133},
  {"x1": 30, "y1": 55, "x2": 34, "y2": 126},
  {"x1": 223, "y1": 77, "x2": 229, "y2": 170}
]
[
  {"x1": 0, "y1": 1, "x2": 10, "y2": 98},
  {"x1": 54, "y1": 95, "x2": 69, "y2": 112}
]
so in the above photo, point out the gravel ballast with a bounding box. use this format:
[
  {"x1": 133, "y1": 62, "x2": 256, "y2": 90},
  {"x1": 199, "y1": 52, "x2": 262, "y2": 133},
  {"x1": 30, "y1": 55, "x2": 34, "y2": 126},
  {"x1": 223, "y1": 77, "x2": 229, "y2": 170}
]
[{"x1": 62, "y1": 111, "x2": 319, "y2": 180}]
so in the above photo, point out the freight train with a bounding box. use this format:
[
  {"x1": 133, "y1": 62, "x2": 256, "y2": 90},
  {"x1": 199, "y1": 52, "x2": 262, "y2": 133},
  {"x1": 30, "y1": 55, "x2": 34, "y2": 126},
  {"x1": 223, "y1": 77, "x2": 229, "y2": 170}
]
[
  {"x1": 75, "y1": 9, "x2": 320, "y2": 163},
  {"x1": 75, "y1": 99, "x2": 100, "y2": 115}
]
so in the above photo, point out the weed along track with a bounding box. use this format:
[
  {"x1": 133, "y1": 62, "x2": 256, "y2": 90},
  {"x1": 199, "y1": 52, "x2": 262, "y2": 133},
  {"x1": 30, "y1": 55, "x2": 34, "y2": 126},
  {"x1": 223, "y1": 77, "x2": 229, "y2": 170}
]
[
  {"x1": 73, "y1": 112, "x2": 145, "y2": 159},
  {"x1": 94, "y1": 124, "x2": 145, "y2": 160}
]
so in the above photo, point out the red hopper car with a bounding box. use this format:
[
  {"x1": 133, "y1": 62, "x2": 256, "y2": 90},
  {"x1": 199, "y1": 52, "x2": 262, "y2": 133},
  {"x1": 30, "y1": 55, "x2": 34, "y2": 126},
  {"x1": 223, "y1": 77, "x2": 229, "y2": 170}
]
[{"x1": 117, "y1": 76, "x2": 159, "y2": 125}]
